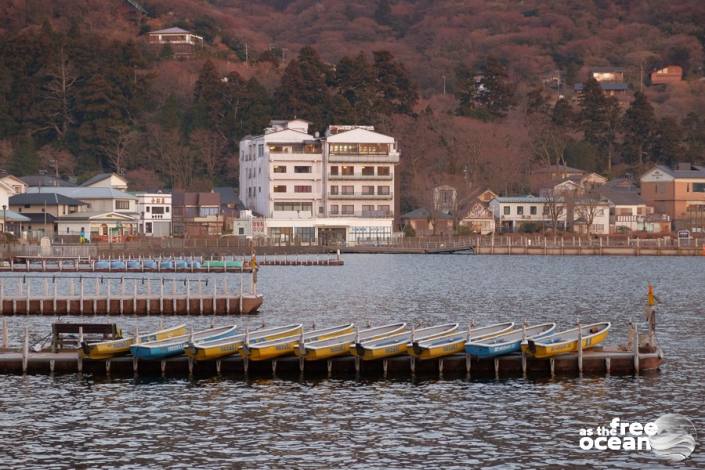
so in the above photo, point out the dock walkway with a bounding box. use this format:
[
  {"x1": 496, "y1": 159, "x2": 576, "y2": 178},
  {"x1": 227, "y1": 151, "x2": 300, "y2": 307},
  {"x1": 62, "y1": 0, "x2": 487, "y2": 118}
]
[{"x1": 0, "y1": 349, "x2": 663, "y2": 379}]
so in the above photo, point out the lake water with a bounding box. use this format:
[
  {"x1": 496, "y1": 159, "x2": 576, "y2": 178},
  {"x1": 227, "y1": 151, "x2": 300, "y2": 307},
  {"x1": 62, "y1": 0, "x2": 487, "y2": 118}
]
[{"x1": 0, "y1": 254, "x2": 704, "y2": 468}]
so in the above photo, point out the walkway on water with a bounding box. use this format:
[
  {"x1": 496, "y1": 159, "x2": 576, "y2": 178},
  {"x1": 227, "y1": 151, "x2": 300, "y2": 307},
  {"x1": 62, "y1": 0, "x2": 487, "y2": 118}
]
[
  {"x1": 0, "y1": 349, "x2": 663, "y2": 379},
  {"x1": 0, "y1": 275, "x2": 263, "y2": 315}
]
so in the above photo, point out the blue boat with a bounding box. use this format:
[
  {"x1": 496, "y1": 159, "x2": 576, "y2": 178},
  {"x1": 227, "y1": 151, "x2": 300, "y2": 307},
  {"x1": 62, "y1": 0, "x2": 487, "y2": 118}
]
[
  {"x1": 190, "y1": 260, "x2": 202, "y2": 269},
  {"x1": 143, "y1": 260, "x2": 157, "y2": 270},
  {"x1": 174, "y1": 259, "x2": 189, "y2": 269},
  {"x1": 94, "y1": 260, "x2": 110, "y2": 270},
  {"x1": 127, "y1": 260, "x2": 141, "y2": 269},
  {"x1": 465, "y1": 322, "x2": 556, "y2": 358},
  {"x1": 110, "y1": 260, "x2": 126, "y2": 270},
  {"x1": 160, "y1": 260, "x2": 174, "y2": 270},
  {"x1": 130, "y1": 325, "x2": 238, "y2": 360}
]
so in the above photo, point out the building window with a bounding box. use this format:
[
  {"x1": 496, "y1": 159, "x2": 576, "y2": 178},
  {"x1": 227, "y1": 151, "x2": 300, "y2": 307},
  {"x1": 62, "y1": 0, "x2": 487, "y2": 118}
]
[
  {"x1": 294, "y1": 166, "x2": 312, "y2": 173},
  {"x1": 116, "y1": 200, "x2": 130, "y2": 210},
  {"x1": 362, "y1": 186, "x2": 375, "y2": 195},
  {"x1": 341, "y1": 166, "x2": 354, "y2": 176},
  {"x1": 166, "y1": 207, "x2": 169, "y2": 213},
  {"x1": 517, "y1": 206, "x2": 524, "y2": 215},
  {"x1": 377, "y1": 186, "x2": 390, "y2": 195},
  {"x1": 377, "y1": 167, "x2": 390, "y2": 176},
  {"x1": 274, "y1": 202, "x2": 312, "y2": 213},
  {"x1": 330, "y1": 185, "x2": 339, "y2": 195},
  {"x1": 238, "y1": 227, "x2": 245, "y2": 235},
  {"x1": 294, "y1": 185, "x2": 312, "y2": 193},
  {"x1": 274, "y1": 165, "x2": 286, "y2": 173},
  {"x1": 145, "y1": 222, "x2": 153, "y2": 234},
  {"x1": 362, "y1": 166, "x2": 375, "y2": 176},
  {"x1": 342, "y1": 204, "x2": 354, "y2": 215},
  {"x1": 330, "y1": 205, "x2": 339, "y2": 215},
  {"x1": 273, "y1": 185, "x2": 287, "y2": 193},
  {"x1": 377, "y1": 205, "x2": 390, "y2": 215},
  {"x1": 342, "y1": 185, "x2": 354, "y2": 195},
  {"x1": 295, "y1": 227, "x2": 315, "y2": 242},
  {"x1": 503, "y1": 206, "x2": 510, "y2": 215},
  {"x1": 258, "y1": 144, "x2": 264, "y2": 157},
  {"x1": 330, "y1": 166, "x2": 339, "y2": 175},
  {"x1": 362, "y1": 205, "x2": 375, "y2": 214},
  {"x1": 530, "y1": 206, "x2": 537, "y2": 215},
  {"x1": 693, "y1": 183, "x2": 705, "y2": 193},
  {"x1": 146, "y1": 206, "x2": 151, "y2": 212}
]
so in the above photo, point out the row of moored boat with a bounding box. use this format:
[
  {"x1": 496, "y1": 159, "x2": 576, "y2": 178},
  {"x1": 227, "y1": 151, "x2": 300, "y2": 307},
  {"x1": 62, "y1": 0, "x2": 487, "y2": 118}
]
[{"x1": 81, "y1": 321, "x2": 611, "y2": 362}]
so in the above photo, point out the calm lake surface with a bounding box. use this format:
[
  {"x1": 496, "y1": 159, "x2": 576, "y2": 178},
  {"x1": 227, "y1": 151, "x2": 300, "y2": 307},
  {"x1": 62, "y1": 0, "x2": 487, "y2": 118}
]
[{"x1": 0, "y1": 254, "x2": 704, "y2": 468}]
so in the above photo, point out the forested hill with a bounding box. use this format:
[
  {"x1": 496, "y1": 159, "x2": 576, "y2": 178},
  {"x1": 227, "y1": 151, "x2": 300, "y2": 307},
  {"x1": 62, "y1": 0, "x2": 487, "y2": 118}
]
[{"x1": 1, "y1": 0, "x2": 705, "y2": 210}]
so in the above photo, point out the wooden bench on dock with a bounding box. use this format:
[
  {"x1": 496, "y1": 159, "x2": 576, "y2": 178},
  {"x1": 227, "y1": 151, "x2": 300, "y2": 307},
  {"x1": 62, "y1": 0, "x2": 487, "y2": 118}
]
[{"x1": 51, "y1": 323, "x2": 120, "y2": 351}]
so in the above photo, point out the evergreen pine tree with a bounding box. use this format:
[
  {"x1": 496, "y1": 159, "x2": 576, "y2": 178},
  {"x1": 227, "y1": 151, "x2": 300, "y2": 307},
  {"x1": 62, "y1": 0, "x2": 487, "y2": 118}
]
[{"x1": 622, "y1": 91, "x2": 656, "y2": 165}]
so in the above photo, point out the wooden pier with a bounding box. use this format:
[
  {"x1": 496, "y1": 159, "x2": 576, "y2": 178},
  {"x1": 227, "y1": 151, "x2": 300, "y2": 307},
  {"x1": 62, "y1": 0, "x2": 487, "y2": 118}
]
[
  {"x1": 0, "y1": 348, "x2": 663, "y2": 379},
  {"x1": 0, "y1": 275, "x2": 263, "y2": 316}
]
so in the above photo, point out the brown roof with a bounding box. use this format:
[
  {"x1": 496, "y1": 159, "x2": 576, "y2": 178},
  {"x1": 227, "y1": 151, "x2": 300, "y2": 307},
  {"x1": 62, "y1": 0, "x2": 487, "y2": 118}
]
[{"x1": 172, "y1": 191, "x2": 220, "y2": 207}]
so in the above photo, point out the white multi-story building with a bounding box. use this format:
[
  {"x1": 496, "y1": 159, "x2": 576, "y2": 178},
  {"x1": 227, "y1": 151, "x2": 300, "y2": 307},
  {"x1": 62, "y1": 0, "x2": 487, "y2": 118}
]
[
  {"x1": 134, "y1": 192, "x2": 172, "y2": 237},
  {"x1": 239, "y1": 120, "x2": 399, "y2": 243}
]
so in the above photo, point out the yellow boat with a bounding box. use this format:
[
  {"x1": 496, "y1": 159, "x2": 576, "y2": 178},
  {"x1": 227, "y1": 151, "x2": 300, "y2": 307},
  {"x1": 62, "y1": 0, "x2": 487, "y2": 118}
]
[
  {"x1": 298, "y1": 322, "x2": 407, "y2": 361},
  {"x1": 80, "y1": 324, "x2": 187, "y2": 359},
  {"x1": 354, "y1": 323, "x2": 458, "y2": 361},
  {"x1": 521, "y1": 322, "x2": 611, "y2": 358},
  {"x1": 411, "y1": 322, "x2": 515, "y2": 360},
  {"x1": 186, "y1": 324, "x2": 303, "y2": 361},
  {"x1": 242, "y1": 323, "x2": 354, "y2": 361}
]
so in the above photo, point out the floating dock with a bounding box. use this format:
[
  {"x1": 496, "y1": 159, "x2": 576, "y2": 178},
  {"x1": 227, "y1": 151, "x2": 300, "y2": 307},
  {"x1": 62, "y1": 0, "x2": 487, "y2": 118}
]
[
  {"x1": 0, "y1": 255, "x2": 343, "y2": 273},
  {"x1": 0, "y1": 275, "x2": 263, "y2": 316},
  {"x1": 0, "y1": 348, "x2": 663, "y2": 379}
]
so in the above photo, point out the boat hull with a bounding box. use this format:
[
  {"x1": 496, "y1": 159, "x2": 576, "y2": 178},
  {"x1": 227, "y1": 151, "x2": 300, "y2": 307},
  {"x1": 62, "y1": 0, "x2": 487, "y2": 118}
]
[
  {"x1": 188, "y1": 326, "x2": 303, "y2": 361},
  {"x1": 131, "y1": 327, "x2": 237, "y2": 360},
  {"x1": 244, "y1": 325, "x2": 355, "y2": 361},
  {"x1": 412, "y1": 340, "x2": 465, "y2": 360},
  {"x1": 81, "y1": 325, "x2": 187, "y2": 360},
  {"x1": 521, "y1": 328, "x2": 610, "y2": 359}
]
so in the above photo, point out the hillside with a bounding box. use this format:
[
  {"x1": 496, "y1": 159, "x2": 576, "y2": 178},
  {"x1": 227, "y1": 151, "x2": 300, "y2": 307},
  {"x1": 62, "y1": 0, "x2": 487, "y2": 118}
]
[{"x1": 1, "y1": 0, "x2": 705, "y2": 211}]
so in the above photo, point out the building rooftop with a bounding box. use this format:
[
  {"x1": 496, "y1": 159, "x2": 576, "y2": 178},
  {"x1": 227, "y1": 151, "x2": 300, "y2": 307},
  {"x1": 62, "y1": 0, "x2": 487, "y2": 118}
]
[
  {"x1": 493, "y1": 195, "x2": 549, "y2": 203},
  {"x1": 149, "y1": 27, "x2": 193, "y2": 35},
  {"x1": 591, "y1": 66, "x2": 626, "y2": 73},
  {"x1": 80, "y1": 173, "x2": 127, "y2": 187},
  {"x1": 172, "y1": 192, "x2": 220, "y2": 206},
  {"x1": 401, "y1": 208, "x2": 453, "y2": 220},
  {"x1": 598, "y1": 189, "x2": 644, "y2": 206},
  {"x1": 650, "y1": 164, "x2": 705, "y2": 179},
  {"x1": 1, "y1": 209, "x2": 30, "y2": 222},
  {"x1": 575, "y1": 82, "x2": 629, "y2": 92},
  {"x1": 26, "y1": 187, "x2": 137, "y2": 200},
  {"x1": 9, "y1": 193, "x2": 84, "y2": 206},
  {"x1": 21, "y1": 175, "x2": 75, "y2": 187},
  {"x1": 21, "y1": 213, "x2": 58, "y2": 224}
]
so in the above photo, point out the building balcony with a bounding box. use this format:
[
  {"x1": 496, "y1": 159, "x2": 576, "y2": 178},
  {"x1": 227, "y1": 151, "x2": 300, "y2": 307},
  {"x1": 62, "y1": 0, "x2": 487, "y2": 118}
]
[
  {"x1": 327, "y1": 153, "x2": 400, "y2": 164},
  {"x1": 327, "y1": 193, "x2": 393, "y2": 200},
  {"x1": 328, "y1": 211, "x2": 393, "y2": 218},
  {"x1": 327, "y1": 174, "x2": 393, "y2": 181}
]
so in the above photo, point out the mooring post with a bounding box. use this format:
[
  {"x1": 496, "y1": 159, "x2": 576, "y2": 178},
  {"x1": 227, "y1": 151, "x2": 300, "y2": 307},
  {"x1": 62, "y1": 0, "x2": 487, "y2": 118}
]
[
  {"x1": 161, "y1": 360, "x2": 166, "y2": 376},
  {"x1": 272, "y1": 359, "x2": 278, "y2": 377},
  {"x1": 106, "y1": 279, "x2": 111, "y2": 315},
  {"x1": 146, "y1": 278, "x2": 151, "y2": 316},
  {"x1": 198, "y1": 279, "x2": 203, "y2": 315},
  {"x1": 465, "y1": 354, "x2": 471, "y2": 378},
  {"x1": 132, "y1": 280, "x2": 137, "y2": 314},
  {"x1": 410, "y1": 355, "x2": 416, "y2": 376},
  {"x1": 22, "y1": 327, "x2": 29, "y2": 373},
  {"x1": 41, "y1": 278, "x2": 47, "y2": 315},
  {"x1": 383, "y1": 359, "x2": 388, "y2": 379},
  {"x1": 106, "y1": 359, "x2": 111, "y2": 376},
  {"x1": 550, "y1": 358, "x2": 555, "y2": 377},
  {"x1": 186, "y1": 279, "x2": 190, "y2": 315},
  {"x1": 2, "y1": 319, "x2": 7, "y2": 349},
  {"x1": 93, "y1": 278, "x2": 99, "y2": 315},
  {"x1": 77, "y1": 326, "x2": 83, "y2": 373},
  {"x1": 25, "y1": 278, "x2": 30, "y2": 315},
  {"x1": 52, "y1": 277, "x2": 57, "y2": 313},
  {"x1": 494, "y1": 358, "x2": 500, "y2": 379},
  {"x1": 160, "y1": 278, "x2": 164, "y2": 314},
  {"x1": 577, "y1": 320, "x2": 583, "y2": 375},
  {"x1": 633, "y1": 323, "x2": 640, "y2": 374},
  {"x1": 239, "y1": 266, "x2": 244, "y2": 314},
  {"x1": 79, "y1": 277, "x2": 84, "y2": 315},
  {"x1": 212, "y1": 281, "x2": 217, "y2": 315},
  {"x1": 0, "y1": 279, "x2": 4, "y2": 315},
  {"x1": 439, "y1": 358, "x2": 444, "y2": 378}
]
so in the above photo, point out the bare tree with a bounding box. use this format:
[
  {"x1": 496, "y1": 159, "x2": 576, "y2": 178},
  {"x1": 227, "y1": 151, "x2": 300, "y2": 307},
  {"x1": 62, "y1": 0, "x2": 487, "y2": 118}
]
[
  {"x1": 190, "y1": 129, "x2": 226, "y2": 183},
  {"x1": 148, "y1": 125, "x2": 195, "y2": 189},
  {"x1": 106, "y1": 125, "x2": 137, "y2": 175},
  {"x1": 575, "y1": 193, "x2": 605, "y2": 235},
  {"x1": 37, "y1": 145, "x2": 76, "y2": 177},
  {"x1": 530, "y1": 122, "x2": 568, "y2": 167},
  {"x1": 38, "y1": 44, "x2": 78, "y2": 141},
  {"x1": 543, "y1": 189, "x2": 565, "y2": 231}
]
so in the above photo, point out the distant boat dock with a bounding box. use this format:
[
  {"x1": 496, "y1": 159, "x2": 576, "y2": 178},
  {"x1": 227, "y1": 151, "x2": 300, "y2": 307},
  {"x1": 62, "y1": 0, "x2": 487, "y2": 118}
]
[{"x1": 0, "y1": 348, "x2": 662, "y2": 379}]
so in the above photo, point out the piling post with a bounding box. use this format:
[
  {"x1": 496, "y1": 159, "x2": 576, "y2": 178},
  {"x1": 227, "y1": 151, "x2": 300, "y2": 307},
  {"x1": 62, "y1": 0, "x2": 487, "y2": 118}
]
[
  {"x1": 521, "y1": 320, "x2": 528, "y2": 378},
  {"x1": 52, "y1": 277, "x2": 57, "y2": 313},
  {"x1": 577, "y1": 320, "x2": 583, "y2": 375},
  {"x1": 132, "y1": 280, "x2": 137, "y2": 314},
  {"x1": 172, "y1": 279, "x2": 177, "y2": 314},
  {"x1": 80, "y1": 277, "x2": 84, "y2": 315},
  {"x1": 2, "y1": 319, "x2": 7, "y2": 349},
  {"x1": 0, "y1": 279, "x2": 4, "y2": 315},
  {"x1": 494, "y1": 358, "x2": 500, "y2": 379},
  {"x1": 212, "y1": 281, "x2": 217, "y2": 315},
  {"x1": 239, "y1": 266, "x2": 244, "y2": 314},
  {"x1": 160, "y1": 278, "x2": 164, "y2": 314},
  {"x1": 22, "y1": 327, "x2": 29, "y2": 373},
  {"x1": 382, "y1": 359, "x2": 388, "y2": 379},
  {"x1": 120, "y1": 277, "x2": 125, "y2": 315},
  {"x1": 41, "y1": 278, "x2": 48, "y2": 315},
  {"x1": 633, "y1": 323, "x2": 640, "y2": 374},
  {"x1": 198, "y1": 279, "x2": 203, "y2": 315},
  {"x1": 550, "y1": 358, "x2": 555, "y2": 377},
  {"x1": 107, "y1": 279, "x2": 111, "y2": 315},
  {"x1": 25, "y1": 278, "x2": 30, "y2": 315},
  {"x1": 94, "y1": 278, "x2": 99, "y2": 315},
  {"x1": 147, "y1": 278, "x2": 151, "y2": 316},
  {"x1": 186, "y1": 279, "x2": 190, "y2": 315},
  {"x1": 77, "y1": 327, "x2": 83, "y2": 373}
]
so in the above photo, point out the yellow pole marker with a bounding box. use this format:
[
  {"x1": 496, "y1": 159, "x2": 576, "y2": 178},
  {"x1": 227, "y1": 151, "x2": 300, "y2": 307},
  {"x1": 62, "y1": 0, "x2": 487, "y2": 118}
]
[{"x1": 647, "y1": 283, "x2": 655, "y2": 306}]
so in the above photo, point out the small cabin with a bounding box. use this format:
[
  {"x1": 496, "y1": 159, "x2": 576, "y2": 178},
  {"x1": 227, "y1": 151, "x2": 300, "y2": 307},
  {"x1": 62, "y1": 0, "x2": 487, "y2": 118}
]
[
  {"x1": 148, "y1": 27, "x2": 204, "y2": 58},
  {"x1": 650, "y1": 66, "x2": 683, "y2": 85}
]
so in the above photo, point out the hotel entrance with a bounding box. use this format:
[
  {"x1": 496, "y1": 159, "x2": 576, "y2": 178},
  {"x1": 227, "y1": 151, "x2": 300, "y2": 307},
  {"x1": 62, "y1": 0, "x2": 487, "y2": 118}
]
[{"x1": 318, "y1": 227, "x2": 346, "y2": 245}]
